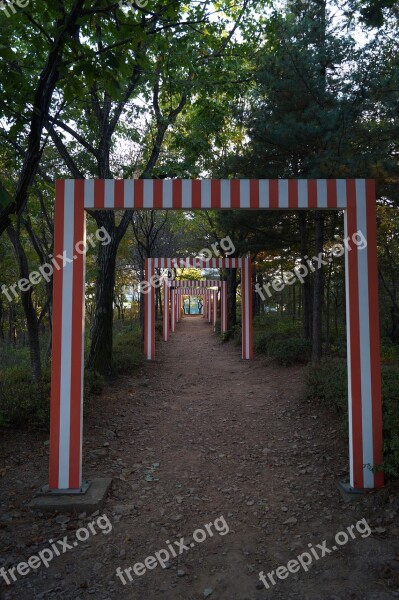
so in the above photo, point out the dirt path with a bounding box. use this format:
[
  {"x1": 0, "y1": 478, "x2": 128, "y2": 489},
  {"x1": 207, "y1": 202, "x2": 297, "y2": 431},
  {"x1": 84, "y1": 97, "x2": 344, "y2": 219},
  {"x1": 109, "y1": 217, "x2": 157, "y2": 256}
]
[{"x1": 1, "y1": 316, "x2": 399, "y2": 600}]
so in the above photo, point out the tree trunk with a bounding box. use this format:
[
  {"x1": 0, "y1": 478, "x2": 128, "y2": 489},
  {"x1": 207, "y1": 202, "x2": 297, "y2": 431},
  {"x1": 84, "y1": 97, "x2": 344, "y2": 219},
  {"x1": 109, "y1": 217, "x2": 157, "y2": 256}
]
[
  {"x1": 7, "y1": 224, "x2": 42, "y2": 381},
  {"x1": 312, "y1": 212, "x2": 324, "y2": 362},
  {"x1": 86, "y1": 214, "x2": 117, "y2": 375},
  {"x1": 86, "y1": 211, "x2": 131, "y2": 374}
]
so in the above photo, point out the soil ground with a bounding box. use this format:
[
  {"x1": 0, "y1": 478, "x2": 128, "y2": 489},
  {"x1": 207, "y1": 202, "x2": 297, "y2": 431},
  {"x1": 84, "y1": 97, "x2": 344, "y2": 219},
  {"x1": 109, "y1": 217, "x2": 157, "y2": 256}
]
[{"x1": 1, "y1": 316, "x2": 399, "y2": 600}]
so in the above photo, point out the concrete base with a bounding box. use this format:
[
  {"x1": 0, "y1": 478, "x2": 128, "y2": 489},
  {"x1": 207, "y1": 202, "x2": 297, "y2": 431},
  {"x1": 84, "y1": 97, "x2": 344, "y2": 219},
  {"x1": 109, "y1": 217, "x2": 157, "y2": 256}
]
[
  {"x1": 338, "y1": 480, "x2": 368, "y2": 503},
  {"x1": 29, "y1": 478, "x2": 112, "y2": 513}
]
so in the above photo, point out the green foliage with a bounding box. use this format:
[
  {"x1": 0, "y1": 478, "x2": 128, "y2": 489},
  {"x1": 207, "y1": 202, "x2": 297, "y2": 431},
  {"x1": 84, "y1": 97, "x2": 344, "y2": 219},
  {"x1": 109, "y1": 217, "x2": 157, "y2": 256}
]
[
  {"x1": 0, "y1": 366, "x2": 50, "y2": 428},
  {"x1": 380, "y1": 364, "x2": 399, "y2": 477},
  {"x1": 214, "y1": 318, "x2": 221, "y2": 335},
  {"x1": 252, "y1": 314, "x2": 309, "y2": 364},
  {"x1": 84, "y1": 370, "x2": 105, "y2": 397},
  {"x1": 305, "y1": 358, "x2": 348, "y2": 414},
  {"x1": 155, "y1": 320, "x2": 164, "y2": 339},
  {"x1": 112, "y1": 324, "x2": 145, "y2": 375},
  {"x1": 232, "y1": 323, "x2": 242, "y2": 347},
  {"x1": 381, "y1": 341, "x2": 399, "y2": 365},
  {"x1": 254, "y1": 333, "x2": 311, "y2": 365},
  {"x1": 305, "y1": 357, "x2": 399, "y2": 478}
]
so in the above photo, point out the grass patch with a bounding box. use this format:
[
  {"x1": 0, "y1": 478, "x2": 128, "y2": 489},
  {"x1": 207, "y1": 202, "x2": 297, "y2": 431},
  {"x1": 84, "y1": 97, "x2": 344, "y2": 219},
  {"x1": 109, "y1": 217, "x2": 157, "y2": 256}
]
[
  {"x1": 0, "y1": 321, "x2": 145, "y2": 429},
  {"x1": 305, "y1": 356, "x2": 399, "y2": 478},
  {"x1": 112, "y1": 322, "x2": 145, "y2": 375},
  {"x1": 0, "y1": 366, "x2": 51, "y2": 428},
  {"x1": 252, "y1": 315, "x2": 310, "y2": 365}
]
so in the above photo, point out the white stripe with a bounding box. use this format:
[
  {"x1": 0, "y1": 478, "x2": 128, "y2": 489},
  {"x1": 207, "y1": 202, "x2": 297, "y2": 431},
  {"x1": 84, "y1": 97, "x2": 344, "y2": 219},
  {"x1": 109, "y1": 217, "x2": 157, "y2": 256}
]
[
  {"x1": 356, "y1": 181, "x2": 374, "y2": 488},
  {"x1": 201, "y1": 179, "x2": 211, "y2": 208},
  {"x1": 58, "y1": 180, "x2": 74, "y2": 488},
  {"x1": 104, "y1": 179, "x2": 114, "y2": 208},
  {"x1": 298, "y1": 180, "x2": 308, "y2": 208},
  {"x1": 144, "y1": 180, "x2": 153, "y2": 209},
  {"x1": 317, "y1": 179, "x2": 328, "y2": 209},
  {"x1": 259, "y1": 180, "x2": 269, "y2": 208},
  {"x1": 221, "y1": 180, "x2": 231, "y2": 208},
  {"x1": 240, "y1": 180, "x2": 250, "y2": 208},
  {"x1": 278, "y1": 180, "x2": 289, "y2": 208},
  {"x1": 336, "y1": 179, "x2": 347, "y2": 208},
  {"x1": 84, "y1": 179, "x2": 94, "y2": 209},
  {"x1": 124, "y1": 180, "x2": 134, "y2": 208},
  {"x1": 182, "y1": 180, "x2": 192, "y2": 209},
  {"x1": 163, "y1": 180, "x2": 173, "y2": 209}
]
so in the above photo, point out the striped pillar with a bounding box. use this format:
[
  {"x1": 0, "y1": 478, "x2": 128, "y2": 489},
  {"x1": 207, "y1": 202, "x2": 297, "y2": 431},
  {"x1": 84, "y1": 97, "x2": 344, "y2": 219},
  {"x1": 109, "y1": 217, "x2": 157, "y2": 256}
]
[
  {"x1": 213, "y1": 289, "x2": 218, "y2": 330},
  {"x1": 163, "y1": 280, "x2": 169, "y2": 341},
  {"x1": 49, "y1": 179, "x2": 383, "y2": 492},
  {"x1": 144, "y1": 259, "x2": 155, "y2": 360},
  {"x1": 241, "y1": 257, "x2": 253, "y2": 360},
  {"x1": 171, "y1": 288, "x2": 176, "y2": 333},
  {"x1": 176, "y1": 291, "x2": 180, "y2": 323},
  {"x1": 221, "y1": 281, "x2": 228, "y2": 333},
  {"x1": 49, "y1": 180, "x2": 86, "y2": 491},
  {"x1": 344, "y1": 180, "x2": 383, "y2": 490}
]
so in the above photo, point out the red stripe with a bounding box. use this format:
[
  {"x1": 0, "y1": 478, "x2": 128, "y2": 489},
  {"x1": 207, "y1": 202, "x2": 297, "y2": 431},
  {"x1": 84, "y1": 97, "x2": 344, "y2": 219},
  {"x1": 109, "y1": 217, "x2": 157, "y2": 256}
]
[
  {"x1": 49, "y1": 181, "x2": 65, "y2": 489},
  {"x1": 69, "y1": 181, "x2": 85, "y2": 488},
  {"x1": 114, "y1": 180, "x2": 124, "y2": 209},
  {"x1": 269, "y1": 180, "x2": 279, "y2": 208},
  {"x1": 308, "y1": 180, "x2": 317, "y2": 208},
  {"x1": 288, "y1": 180, "x2": 298, "y2": 209},
  {"x1": 347, "y1": 185, "x2": 364, "y2": 488},
  {"x1": 211, "y1": 180, "x2": 221, "y2": 209},
  {"x1": 231, "y1": 180, "x2": 240, "y2": 209},
  {"x1": 153, "y1": 180, "x2": 162, "y2": 209},
  {"x1": 327, "y1": 179, "x2": 337, "y2": 208},
  {"x1": 250, "y1": 180, "x2": 259, "y2": 209},
  {"x1": 134, "y1": 180, "x2": 144, "y2": 208},
  {"x1": 94, "y1": 179, "x2": 105, "y2": 208},
  {"x1": 192, "y1": 180, "x2": 201, "y2": 209},
  {"x1": 366, "y1": 180, "x2": 384, "y2": 487},
  {"x1": 173, "y1": 179, "x2": 182, "y2": 209}
]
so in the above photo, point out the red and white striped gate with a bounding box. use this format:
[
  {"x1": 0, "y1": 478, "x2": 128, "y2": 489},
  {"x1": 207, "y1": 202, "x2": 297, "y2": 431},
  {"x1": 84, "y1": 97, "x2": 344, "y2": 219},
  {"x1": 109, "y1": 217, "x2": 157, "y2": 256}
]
[
  {"x1": 50, "y1": 178, "x2": 383, "y2": 493},
  {"x1": 146, "y1": 258, "x2": 251, "y2": 360}
]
